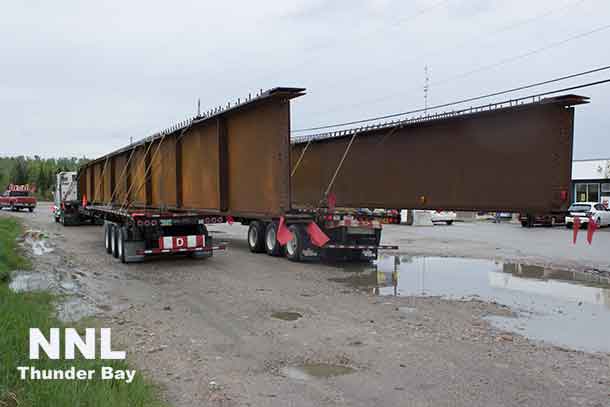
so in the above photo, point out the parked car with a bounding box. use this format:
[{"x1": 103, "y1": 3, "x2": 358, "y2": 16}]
[
  {"x1": 0, "y1": 186, "x2": 37, "y2": 212},
  {"x1": 429, "y1": 210, "x2": 456, "y2": 225},
  {"x1": 519, "y1": 213, "x2": 566, "y2": 227},
  {"x1": 565, "y1": 202, "x2": 610, "y2": 229}
]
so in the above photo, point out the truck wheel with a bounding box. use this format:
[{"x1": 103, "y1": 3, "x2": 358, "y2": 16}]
[
  {"x1": 446, "y1": 220, "x2": 453, "y2": 225},
  {"x1": 28, "y1": 207, "x2": 34, "y2": 213},
  {"x1": 118, "y1": 227, "x2": 126, "y2": 263},
  {"x1": 111, "y1": 225, "x2": 121, "y2": 259},
  {"x1": 110, "y1": 224, "x2": 119, "y2": 258},
  {"x1": 247, "y1": 221, "x2": 265, "y2": 253},
  {"x1": 265, "y1": 222, "x2": 284, "y2": 257},
  {"x1": 285, "y1": 224, "x2": 305, "y2": 262},
  {"x1": 104, "y1": 223, "x2": 112, "y2": 254}
]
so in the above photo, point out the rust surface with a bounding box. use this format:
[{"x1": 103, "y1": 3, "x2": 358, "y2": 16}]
[
  {"x1": 79, "y1": 87, "x2": 304, "y2": 217},
  {"x1": 291, "y1": 97, "x2": 584, "y2": 213}
]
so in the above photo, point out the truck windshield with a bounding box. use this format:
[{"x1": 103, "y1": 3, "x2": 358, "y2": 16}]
[
  {"x1": 568, "y1": 204, "x2": 591, "y2": 212},
  {"x1": 8, "y1": 191, "x2": 31, "y2": 197}
]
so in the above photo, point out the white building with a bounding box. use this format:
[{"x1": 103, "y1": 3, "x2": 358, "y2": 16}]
[{"x1": 572, "y1": 159, "x2": 610, "y2": 206}]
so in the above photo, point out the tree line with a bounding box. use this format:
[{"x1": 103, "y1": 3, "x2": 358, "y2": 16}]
[{"x1": 0, "y1": 156, "x2": 89, "y2": 200}]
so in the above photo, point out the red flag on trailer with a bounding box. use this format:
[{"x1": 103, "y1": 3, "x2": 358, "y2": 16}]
[
  {"x1": 587, "y1": 217, "x2": 598, "y2": 245},
  {"x1": 327, "y1": 193, "x2": 336, "y2": 211},
  {"x1": 82, "y1": 194, "x2": 88, "y2": 208},
  {"x1": 226, "y1": 216, "x2": 234, "y2": 225},
  {"x1": 572, "y1": 216, "x2": 580, "y2": 244},
  {"x1": 306, "y1": 222, "x2": 330, "y2": 247},
  {"x1": 276, "y1": 216, "x2": 293, "y2": 246}
]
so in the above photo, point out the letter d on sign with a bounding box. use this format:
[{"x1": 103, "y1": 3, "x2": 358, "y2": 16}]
[
  {"x1": 30, "y1": 328, "x2": 60, "y2": 359},
  {"x1": 100, "y1": 328, "x2": 126, "y2": 360}
]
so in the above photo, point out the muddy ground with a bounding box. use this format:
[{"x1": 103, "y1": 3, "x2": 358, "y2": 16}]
[{"x1": 2, "y1": 203, "x2": 609, "y2": 407}]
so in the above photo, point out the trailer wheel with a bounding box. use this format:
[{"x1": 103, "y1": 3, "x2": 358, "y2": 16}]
[
  {"x1": 265, "y1": 222, "x2": 284, "y2": 257},
  {"x1": 285, "y1": 224, "x2": 305, "y2": 262},
  {"x1": 104, "y1": 223, "x2": 112, "y2": 254},
  {"x1": 28, "y1": 207, "x2": 34, "y2": 213},
  {"x1": 110, "y1": 224, "x2": 119, "y2": 258},
  {"x1": 118, "y1": 227, "x2": 126, "y2": 263},
  {"x1": 247, "y1": 221, "x2": 265, "y2": 253}
]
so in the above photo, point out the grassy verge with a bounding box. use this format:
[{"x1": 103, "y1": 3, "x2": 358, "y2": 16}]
[{"x1": 0, "y1": 218, "x2": 166, "y2": 407}]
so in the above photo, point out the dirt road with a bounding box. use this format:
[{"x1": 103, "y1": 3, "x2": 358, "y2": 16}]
[{"x1": 3, "y1": 203, "x2": 609, "y2": 407}]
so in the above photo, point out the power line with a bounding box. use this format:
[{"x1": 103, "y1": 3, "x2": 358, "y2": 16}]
[
  {"x1": 300, "y1": 18, "x2": 609, "y2": 125},
  {"x1": 292, "y1": 66, "x2": 610, "y2": 133},
  {"x1": 311, "y1": 0, "x2": 585, "y2": 101}
]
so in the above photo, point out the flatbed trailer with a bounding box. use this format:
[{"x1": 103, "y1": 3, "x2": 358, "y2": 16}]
[
  {"x1": 75, "y1": 87, "x2": 398, "y2": 263},
  {"x1": 74, "y1": 87, "x2": 586, "y2": 263}
]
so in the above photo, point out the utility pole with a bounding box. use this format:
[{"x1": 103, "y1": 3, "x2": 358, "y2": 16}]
[
  {"x1": 424, "y1": 65, "x2": 430, "y2": 115},
  {"x1": 197, "y1": 98, "x2": 201, "y2": 117}
]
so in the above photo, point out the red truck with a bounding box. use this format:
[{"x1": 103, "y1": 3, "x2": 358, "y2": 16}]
[{"x1": 0, "y1": 184, "x2": 37, "y2": 212}]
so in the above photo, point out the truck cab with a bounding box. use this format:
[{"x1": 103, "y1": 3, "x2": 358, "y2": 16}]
[
  {"x1": 0, "y1": 185, "x2": 37, "y2": 212},
  {"x1": 53, "y1": 172, "x2": 80, "y2": 224}
]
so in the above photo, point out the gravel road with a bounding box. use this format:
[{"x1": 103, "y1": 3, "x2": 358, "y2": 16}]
[{"x1": 3, "y1": 203, "x2": 609, "y2": 407}]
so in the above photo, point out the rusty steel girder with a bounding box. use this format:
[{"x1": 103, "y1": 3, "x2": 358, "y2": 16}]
[
  {"x1": 79, "y1": 87, "x2": 305, "y2": 218},
  {"x1": 291, "y1": 95, "x2": 588, "y2": 213}
]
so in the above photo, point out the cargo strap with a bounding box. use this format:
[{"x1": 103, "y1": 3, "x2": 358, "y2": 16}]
[
  {"x1": 291, "y1": 139, "x2": 312, "y2": 177},
  {"x1": 120, "y1": 135, "x2": 158, "y2": 210},
  {"x1": 324, "y1": 131, "x2": 359, "y2": 199},
  {"x1": 106, "y1": 145, "x2": 137, "y2": 205}
]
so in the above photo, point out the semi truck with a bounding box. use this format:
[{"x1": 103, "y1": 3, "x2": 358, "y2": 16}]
[{"x1": 69, "y1": 87, "x2": 584, "y2": 263}]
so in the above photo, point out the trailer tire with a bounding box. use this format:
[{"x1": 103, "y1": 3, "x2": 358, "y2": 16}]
[
  {"x1": 285, "y1": 224, "x2": 305, "y2": 262},
  {"x1": 104, "y1": 223, "x2": 112, "y2": 254},
  {"x1": 110, "y1": 224, "x2": 119, "y2": 258},
  {"x1": 28, "y1": 207, "x2": 34, "y2": 213},
  {"x1": 247, "y1": 221, "x2": 266, "y2": 253},
  {"x1": 118, "y1": 227, "x2": 127, "y2": 263},
  {"x1": 265, "y1": 221, "x2": 284, "y2": 257}
]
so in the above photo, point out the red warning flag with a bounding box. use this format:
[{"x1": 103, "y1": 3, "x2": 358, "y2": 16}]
[
  {"x1": 306, "y1": 222, "x2": 330, "y2": 247},
  {"x1": 82, "y1": 194, "x2": 88, "y2": 208},
  {"x1": 226, "y1": 216, "x2": 234, "y2": 225},
  {"x1": 572, "y1": 216, "x2": 580, "y2": 244},
  {"x1": 587, "y1": 217, "x2": 598, "y2": 245},
  {"x1": 276, "y1": 216, "x2": 293, "y2": 246}
]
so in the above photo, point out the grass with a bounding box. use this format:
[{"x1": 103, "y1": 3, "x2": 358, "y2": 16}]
[
  {"x1": 0, "y1": 218, "x2": 166, "y2": 407},
  {"x1": 0, "y1": 218, "x2": 30, "y2": 282}
]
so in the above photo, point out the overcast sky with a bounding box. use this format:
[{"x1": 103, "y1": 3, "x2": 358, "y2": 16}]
[{"x1": 1, "y1": 0, "x2": 609, "y2": 159}]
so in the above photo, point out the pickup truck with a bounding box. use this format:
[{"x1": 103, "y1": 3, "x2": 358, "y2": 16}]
[{"x1": 0, "y1": 188, "x2": 37, "y2": 212}]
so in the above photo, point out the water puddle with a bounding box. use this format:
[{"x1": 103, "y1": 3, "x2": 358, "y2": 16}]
[
  {"x1": 281, "y1": 363, "x2": 354, "y2": 380},
  {"x1": 9, "y1": 271, "x2": 93, "y2": 322},
  {"x1": 331, "y1": 255, "x2": 610, "y2": 353},
  {"x1": 56, "y1": 297, "x2": 97, "y2": 323},
  {"x1": 271, "y1": 311, "x2": 303, "y2": 321},
  {"x1": 22, "y1": 229, "x2": 54, "y2": 255},
  {"x1": 9, "y1": 272, "x2": 55, "y2": 292}
]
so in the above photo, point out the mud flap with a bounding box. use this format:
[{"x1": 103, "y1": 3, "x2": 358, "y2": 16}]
[{"x1": 124, "y1": 240, "x2": 145, "y2": 263}]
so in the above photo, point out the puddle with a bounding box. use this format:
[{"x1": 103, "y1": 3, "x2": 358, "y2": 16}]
[
  {"x1": 271, "y1": 311, "x2": 302, "y2": 321},
  {"x1": 281, "y1": 363, "x2": 354, "y2": 380},
  {"x1": 56, "y1": 297, "x2": 97, "y2": 323},
  {"x1": 9, "y1": 272, "x2": 55, "y2": 292},
  {"x1": 331, "y1": 255, "x2": 610, "y2": 353},
  {"x1": 9, "y1": 271, "x2": 93, "y2": 322},
  {"x1": 22, "y1": 230, "x2": 54, "y2": 255}
]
